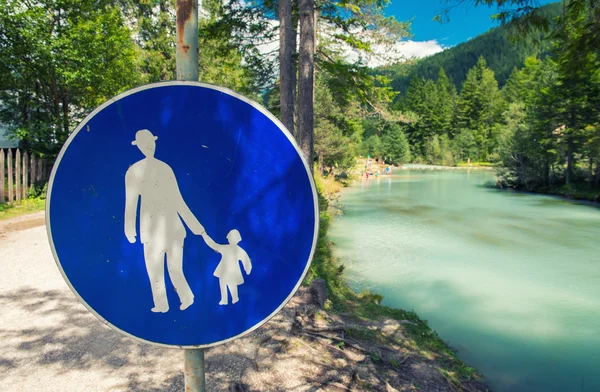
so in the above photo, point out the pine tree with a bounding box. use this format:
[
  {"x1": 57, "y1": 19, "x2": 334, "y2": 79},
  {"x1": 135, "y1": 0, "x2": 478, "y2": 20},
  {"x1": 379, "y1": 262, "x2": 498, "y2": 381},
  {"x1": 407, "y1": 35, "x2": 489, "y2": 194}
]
[
  {"x1": 550, "y1": 0, "x2": 600, "y2": 185},
  {"x1": 455, "y1": 56, "x2": 505, "y2": 160},
  {"x1": 436, "y1": 68, "x2": 457, "y2": 137},
  {"x1": 380, "y1": 123, "x2": 411, "y2": 165}
]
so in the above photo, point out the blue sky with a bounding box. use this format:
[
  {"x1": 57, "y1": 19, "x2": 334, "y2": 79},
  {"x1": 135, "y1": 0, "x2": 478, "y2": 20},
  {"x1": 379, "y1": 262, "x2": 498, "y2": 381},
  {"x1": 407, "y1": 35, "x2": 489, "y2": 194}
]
[{"x1": 385, "y1": 0, "x2": 557, "y2": 57}]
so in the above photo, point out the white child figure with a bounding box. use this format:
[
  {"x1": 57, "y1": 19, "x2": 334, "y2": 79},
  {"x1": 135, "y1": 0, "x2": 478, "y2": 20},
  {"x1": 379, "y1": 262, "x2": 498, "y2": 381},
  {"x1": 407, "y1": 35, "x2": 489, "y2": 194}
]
[{"x1": 202, "y1": 229, "x2": 252, "y2": 305}]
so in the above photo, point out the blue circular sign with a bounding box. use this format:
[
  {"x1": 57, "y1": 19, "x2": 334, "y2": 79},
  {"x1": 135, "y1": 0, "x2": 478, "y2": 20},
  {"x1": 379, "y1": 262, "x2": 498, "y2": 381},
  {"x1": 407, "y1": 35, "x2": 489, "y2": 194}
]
[{"x1": 46, "y1": 82, "x2": 318, "y2": 348}]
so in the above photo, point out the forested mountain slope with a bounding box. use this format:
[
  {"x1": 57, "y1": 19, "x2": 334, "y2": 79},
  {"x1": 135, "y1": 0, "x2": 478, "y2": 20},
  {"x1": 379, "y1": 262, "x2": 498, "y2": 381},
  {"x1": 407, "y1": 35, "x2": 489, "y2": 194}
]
[{"x1": 380, "y1": 2, "x2": 561, "y2": 95}]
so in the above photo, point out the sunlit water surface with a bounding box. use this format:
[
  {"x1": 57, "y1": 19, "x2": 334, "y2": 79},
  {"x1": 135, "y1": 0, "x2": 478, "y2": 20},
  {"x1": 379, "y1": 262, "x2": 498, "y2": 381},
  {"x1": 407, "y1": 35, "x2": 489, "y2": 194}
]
[{"x1": 329, "y1": 167, "x2": 600, "y2": 392}]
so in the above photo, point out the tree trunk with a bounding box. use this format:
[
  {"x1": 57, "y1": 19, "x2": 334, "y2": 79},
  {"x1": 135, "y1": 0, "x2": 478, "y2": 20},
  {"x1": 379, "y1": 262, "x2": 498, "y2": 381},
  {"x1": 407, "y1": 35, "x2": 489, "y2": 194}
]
[
  {"x1": 518, "y1": 155, "x2": 525, "y2": 186},
  {"x1": 291, "y1": 11, "x2": 298, "y2": 132},
  {"x1": 595, "y1": 159, "x2": 600, "y2": 187},
  {"x1": 314, "y1": 8, "x2": 318, "y2": 52},
  {"x1": 565, "y1": 104, "x2": 577, "y2": 186},
  {"x1": 62, "y1": 93, "x2": 70, "y2": 141},
  {"x1": 297, "y1": 0, "x2": 314, "y2": 170},
  {"x1": 21, "y1": 91, "x2": 29, "y2": 130},
  {"x1": 160, "y1": 0, "x2": 172, "y2": 80},
  {"x1": 566, "y1": 135, "x2": 573, "y2": 185},
  {"x1": 279, "y1": 0, "x2": 295, "y2": 134},
  {"x1": 160, "y1": 0, "x2": 169, "y2": 30},
  {"x1": 588, "y1": 155, "x2": 594, "y2": 187},
  {"x1": 318, "y1": 152, "x2": 323, "y2": 175}
]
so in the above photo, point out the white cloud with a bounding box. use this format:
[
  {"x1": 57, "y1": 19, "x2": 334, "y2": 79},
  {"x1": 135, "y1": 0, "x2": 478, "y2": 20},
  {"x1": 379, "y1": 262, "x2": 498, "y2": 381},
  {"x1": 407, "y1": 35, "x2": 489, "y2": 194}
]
[
  {"x1": 251, "y1": 19, "x2": 447, "y2": 69},
  {"x1": 360, "y1": 40, "x2": 447, "y2": 67},
  {"x1": 396, "y1": 40, "x2": 446, "y2": 60}
]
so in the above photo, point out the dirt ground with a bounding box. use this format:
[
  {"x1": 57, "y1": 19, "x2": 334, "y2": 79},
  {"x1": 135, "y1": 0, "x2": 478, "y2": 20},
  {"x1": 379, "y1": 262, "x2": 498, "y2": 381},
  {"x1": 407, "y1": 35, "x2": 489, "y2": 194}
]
[{"x1": 0, "y1": 213, "x2": 488, "y2": 392}]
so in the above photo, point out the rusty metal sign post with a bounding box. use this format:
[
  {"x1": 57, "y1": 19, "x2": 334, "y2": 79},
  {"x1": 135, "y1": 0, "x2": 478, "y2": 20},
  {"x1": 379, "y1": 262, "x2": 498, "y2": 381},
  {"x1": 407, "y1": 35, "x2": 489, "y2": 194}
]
[
  {"x1": 176, "y1": 1, "x2": 204, "y2": 391},
  {"x1": 177, "y1": 0, "x2": 199, "y2": 82}
]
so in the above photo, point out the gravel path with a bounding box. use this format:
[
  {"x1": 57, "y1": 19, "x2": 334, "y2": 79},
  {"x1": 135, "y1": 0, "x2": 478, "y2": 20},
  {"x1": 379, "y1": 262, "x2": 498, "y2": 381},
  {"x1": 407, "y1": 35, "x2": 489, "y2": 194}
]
[{"x1": 0, "y1": 216, "x2": 186, "y2": 391}]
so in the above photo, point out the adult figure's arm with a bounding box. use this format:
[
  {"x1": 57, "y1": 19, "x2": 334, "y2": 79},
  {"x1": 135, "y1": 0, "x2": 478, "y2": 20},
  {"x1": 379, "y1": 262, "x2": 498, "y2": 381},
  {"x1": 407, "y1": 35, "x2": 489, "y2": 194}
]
[
  {"x1": 201, "y1": 232, "x2": 222, "y2": 252},
  {"x1": 124, "y1": 167, "x2": 140, "y2": 243},
  {"x1": 169, "y1": 167, "x2": 205, "y2": 235}
]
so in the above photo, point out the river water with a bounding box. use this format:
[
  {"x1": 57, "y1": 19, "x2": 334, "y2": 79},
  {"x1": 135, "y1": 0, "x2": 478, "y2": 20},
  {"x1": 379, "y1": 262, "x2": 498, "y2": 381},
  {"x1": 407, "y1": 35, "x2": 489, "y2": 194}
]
[{"x1": 328, "y1": 167, "x2": 600, "y2": 392}]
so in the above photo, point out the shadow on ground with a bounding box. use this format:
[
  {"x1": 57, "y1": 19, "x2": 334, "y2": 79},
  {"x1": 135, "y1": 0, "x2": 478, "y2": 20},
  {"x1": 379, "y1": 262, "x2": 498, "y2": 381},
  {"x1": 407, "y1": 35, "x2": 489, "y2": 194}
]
[{"x1": 0, "y1": 286, "x2": 277, "y2": 391}]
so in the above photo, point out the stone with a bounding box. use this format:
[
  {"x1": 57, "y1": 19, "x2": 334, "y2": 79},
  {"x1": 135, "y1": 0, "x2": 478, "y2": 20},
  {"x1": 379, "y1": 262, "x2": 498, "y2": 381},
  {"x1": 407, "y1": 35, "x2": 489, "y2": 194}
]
[{"x1": 309, "y1": 278, "x2": 327, "y2": 309}]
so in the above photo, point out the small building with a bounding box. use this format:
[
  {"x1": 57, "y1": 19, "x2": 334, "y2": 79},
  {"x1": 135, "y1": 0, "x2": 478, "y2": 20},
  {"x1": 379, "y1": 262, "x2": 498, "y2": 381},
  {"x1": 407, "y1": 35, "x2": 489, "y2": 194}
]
[{"x1": 0, "y1": 124, "x2": 19, "y2": 149}]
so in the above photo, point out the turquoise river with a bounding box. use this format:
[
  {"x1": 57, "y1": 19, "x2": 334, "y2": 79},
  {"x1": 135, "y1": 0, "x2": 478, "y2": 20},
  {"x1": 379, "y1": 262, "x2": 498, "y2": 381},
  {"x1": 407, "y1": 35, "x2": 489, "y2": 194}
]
[{"x1": 328, "y1": 167, "x2": 600, "y2": 392}]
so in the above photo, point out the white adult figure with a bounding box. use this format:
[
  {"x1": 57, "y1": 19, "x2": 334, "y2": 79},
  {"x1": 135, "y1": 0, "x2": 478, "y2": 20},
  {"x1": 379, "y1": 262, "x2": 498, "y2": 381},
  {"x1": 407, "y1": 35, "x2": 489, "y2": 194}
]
[{"x1": 124, "y1": 129, "x2": 205, "y2": 313}]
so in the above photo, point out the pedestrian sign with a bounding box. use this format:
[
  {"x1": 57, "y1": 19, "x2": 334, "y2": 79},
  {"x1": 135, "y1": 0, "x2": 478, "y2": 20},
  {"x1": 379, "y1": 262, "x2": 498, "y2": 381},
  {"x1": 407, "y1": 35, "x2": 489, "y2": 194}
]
[{"x1": 46, "y1": 82, "x2": 318, "y2": 348}]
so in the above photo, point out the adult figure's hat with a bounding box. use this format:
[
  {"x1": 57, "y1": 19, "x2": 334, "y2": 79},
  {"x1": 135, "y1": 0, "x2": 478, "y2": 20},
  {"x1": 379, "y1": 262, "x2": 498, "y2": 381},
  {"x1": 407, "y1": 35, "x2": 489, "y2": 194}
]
[{"x1": 132, "y1": 129, "x2": 158, "y2": 146}]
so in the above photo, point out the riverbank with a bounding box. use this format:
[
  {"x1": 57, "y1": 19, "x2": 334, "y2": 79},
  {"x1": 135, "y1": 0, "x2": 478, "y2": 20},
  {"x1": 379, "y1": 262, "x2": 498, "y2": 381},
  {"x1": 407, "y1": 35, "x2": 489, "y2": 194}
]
[
  {"x1": 354, "y1": 159, "x2": 599, "y2": 203},
  {"x1": 352, "y1": 159, "x2": 494, "y2": 180},
  {"x1": 487, "y1": 178, "x2": 600, "y2": 204},
  {"x1": 310, "y1": 172, "x2": 488, "y2": 391}
]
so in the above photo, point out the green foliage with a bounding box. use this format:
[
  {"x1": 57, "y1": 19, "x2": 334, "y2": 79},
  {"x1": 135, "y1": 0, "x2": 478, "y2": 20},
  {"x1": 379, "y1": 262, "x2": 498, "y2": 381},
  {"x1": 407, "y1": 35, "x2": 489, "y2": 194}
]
[
  {"x1": 314, "y1": 77, "x2": 358, "y2": 174},
  {"x1": 436, "y1": 68, "x2": 457, "y2": 136},
  {"x1": 380, "y1": 123, "x2": 411, "y2": 165},
  {"x1": 119, "y1": 0, "x2": 176, "y2": 82},
  {"x1": 454, "y1": 56, "x2": 505, "y2": 161},
  {"x1": 385, "y1": 3, "x2": 562, "y2": 96},
  {"x1": 197, "y1": 0, "x2": 265, "y2": 99},
  {"x1": 425, "y1": 134, "x2": 455, "y2": 166},
  {"x1": 0, "y1": 0, "x2": 141, "y2": 158},
  {"x1": 0, "y1": 0, "x2": 265, "y2": 160},
  {"x1": 304, "y1": 179, "x2": 349, "y2": 302},
  {"x1": 399, "y1": 58, "x2": 494, "y2": 165},
  {"x1": 496, "y1": 0, "x2": 600, "y2": 191},
  {"x1": 27, "y1": 182, "x2": 48, "y2": 200},
  {"x1": 361, "y1": 134, "x2": 382, "y2": 157},
  {"x1": 313, "y1": 44, "x2": 408, "y2": 171},
  {"x1": 397, "y1": 66, "x2": 462, "y2": 163}
]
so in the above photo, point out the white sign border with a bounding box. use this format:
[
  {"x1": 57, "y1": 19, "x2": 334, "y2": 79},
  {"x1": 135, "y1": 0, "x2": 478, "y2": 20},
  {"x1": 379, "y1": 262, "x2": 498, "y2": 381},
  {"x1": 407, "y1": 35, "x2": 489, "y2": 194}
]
[{"x1": 46, "y1": 81, "x2": 320, "y2": 349}]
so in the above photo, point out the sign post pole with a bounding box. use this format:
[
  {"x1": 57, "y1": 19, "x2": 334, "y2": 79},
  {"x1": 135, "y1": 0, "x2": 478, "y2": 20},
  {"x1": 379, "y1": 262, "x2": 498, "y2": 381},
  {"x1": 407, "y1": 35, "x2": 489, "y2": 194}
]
[
  {"x1": 176, "y1": 0, "x2": 199, "y2": 82},
  {"x1": 176, "y1": 1, "x2": 204, "y2": 391},
  {"x1": 184, "y1": 349, "x2": 205, "y2": 392}
]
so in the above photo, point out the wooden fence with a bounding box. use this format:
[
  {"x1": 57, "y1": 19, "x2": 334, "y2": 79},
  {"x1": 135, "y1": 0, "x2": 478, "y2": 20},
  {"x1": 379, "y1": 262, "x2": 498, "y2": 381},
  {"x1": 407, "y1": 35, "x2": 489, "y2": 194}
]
[{"x1": 0, "y1": 149, "x2": 51, "y2": 204}]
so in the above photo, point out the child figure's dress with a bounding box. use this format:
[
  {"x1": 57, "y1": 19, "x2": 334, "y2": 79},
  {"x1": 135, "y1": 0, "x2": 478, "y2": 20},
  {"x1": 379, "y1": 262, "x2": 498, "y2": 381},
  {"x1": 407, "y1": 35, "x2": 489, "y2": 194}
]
[{"x1": 213, "y1": 245, "x2": 250, "y2": 286}]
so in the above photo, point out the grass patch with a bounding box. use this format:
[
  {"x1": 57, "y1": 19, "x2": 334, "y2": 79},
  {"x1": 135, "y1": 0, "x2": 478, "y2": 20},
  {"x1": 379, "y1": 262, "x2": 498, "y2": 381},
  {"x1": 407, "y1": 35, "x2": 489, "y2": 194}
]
[
  {"x1": 456, "y1": 161, "x2": 495, "y2": 167},
  {"x1": 314, "y1": 172, "x2": 343, "y2": 195},
  {"x1": 0, "y1": 198, "x2": 46, "y2": 221},
  {"x1": 344, "y1": 326, "x2": 379, "y2": 343}
]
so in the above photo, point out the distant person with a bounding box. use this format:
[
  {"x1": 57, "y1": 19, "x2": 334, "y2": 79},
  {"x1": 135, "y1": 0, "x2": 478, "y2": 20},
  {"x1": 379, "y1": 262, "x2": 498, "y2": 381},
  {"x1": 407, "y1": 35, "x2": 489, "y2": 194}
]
[
  {"x1": 124, "y1": 129, "x2": 206, "y2": 313},
  {"x1": 202, "y1": 229, "x2": 252, "y2": 305}
]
